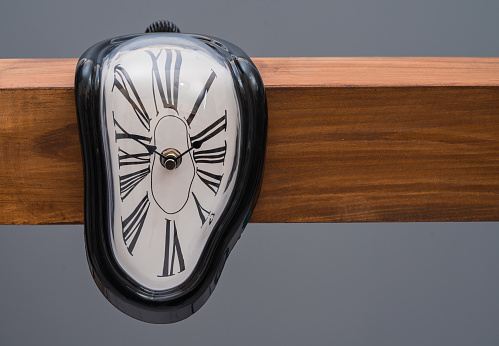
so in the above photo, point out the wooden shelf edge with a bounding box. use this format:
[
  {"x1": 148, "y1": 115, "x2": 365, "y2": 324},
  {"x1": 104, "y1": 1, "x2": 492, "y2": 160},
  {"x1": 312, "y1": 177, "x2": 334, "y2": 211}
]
[
  {"x1": 2, "y1": 57, "x2": 499, "y2": 89},
  {"x1": 0, "y1": 58, "x2": 498, "y2": 224}
]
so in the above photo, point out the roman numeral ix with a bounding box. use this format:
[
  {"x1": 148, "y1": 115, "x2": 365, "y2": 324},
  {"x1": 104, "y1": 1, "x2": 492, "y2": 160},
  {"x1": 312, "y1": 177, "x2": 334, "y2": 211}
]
[
  {"x1": 122, "y1": 193, "x2": 150, "y2": 255},
  {"x1": 118, "y1": 148, "x2": 150, "y2": 167},
  {"x1": 158, "y1": 219, "x2": 186, "y2": 277},
  {"x1": 113, "y1": 115, "x2": 156, "y2": 155}
]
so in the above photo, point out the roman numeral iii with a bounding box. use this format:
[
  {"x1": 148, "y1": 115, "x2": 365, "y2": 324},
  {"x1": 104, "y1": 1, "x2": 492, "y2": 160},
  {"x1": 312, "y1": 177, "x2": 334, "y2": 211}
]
[
  {"x1": 193, "y1": 141, "x2": 226, "y2": 165},
  {"x1": 122, "y1": 193, "x2": 150, "y2": 255},
  {"x1": 158, "y1": 219, "x2": 186, "y2": 277}
]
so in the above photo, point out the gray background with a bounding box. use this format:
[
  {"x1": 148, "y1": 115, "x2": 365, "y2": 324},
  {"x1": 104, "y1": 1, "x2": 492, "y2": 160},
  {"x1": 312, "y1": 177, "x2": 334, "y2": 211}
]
[{"x1": 1, "y1": 0, "x2": 498, "y2": 345}]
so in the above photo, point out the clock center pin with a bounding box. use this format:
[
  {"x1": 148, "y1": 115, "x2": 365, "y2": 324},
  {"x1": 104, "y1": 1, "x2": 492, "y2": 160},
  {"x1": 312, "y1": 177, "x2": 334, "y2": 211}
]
[{"x1": 160, "y1": 148, "x2": 182, "y2": 170}]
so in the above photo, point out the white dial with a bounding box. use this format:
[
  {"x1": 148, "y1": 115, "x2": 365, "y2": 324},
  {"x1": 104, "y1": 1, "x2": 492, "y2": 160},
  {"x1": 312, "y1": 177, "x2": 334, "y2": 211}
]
[{"x1": 101, "y1": 36, "x2": 240, "y2": 290}]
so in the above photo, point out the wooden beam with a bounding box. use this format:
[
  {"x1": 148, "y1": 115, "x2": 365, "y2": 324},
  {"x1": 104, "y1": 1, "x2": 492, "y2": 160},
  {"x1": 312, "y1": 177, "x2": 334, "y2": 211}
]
[{"x1": 0, "y1": 58, "x2": 498, "y2": 224}]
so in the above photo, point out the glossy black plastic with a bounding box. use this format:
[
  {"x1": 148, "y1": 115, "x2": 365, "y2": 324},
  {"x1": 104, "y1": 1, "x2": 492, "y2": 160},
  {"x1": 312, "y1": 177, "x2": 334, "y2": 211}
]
[{"x1": 75, "y1": 32, "x2": 267, "y2": 323}]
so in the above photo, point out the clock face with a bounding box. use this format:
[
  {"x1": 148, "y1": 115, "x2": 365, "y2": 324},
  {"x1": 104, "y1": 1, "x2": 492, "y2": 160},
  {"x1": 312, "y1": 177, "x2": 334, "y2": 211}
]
[{"x1": 101, "y1": 36, "x2": 241, "y2": 290}]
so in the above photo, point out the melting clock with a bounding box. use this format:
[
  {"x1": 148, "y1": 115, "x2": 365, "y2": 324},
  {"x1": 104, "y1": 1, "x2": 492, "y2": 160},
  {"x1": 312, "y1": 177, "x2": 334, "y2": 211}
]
[{"x1": 75, "y1": 20, "x2": 267, "y2": 323}]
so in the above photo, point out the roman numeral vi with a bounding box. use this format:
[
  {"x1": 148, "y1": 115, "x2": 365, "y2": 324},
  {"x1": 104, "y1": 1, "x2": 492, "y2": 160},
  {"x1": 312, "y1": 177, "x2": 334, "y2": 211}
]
[
  {"x1": 158, "y1": 219, "x2": 186, "y2": 277},
  {"x1": 193, "y1": 141, "x2": 226, "y2": 165}
]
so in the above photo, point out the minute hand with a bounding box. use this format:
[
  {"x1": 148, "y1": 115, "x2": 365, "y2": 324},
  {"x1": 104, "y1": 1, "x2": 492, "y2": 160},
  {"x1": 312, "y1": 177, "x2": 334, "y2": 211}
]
[{"x1": 176, "y1": 141, "x2": 202, "y2": 162}]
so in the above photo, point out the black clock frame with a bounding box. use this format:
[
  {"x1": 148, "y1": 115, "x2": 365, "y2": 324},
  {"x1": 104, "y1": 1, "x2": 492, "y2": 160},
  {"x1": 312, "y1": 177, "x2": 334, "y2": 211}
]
[{"x1": 75, "y1": 32, "x2": 267, "y2": 323}]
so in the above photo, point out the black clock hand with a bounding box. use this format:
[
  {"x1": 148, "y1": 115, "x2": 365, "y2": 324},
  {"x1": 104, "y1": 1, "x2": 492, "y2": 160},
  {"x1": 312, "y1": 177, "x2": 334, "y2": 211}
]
[
  {"x1": 130, "y1": 137, "x2": 169, "y2": 160},
  {"x1": 176, "y1": 141, "x2": 202, "y2": 162}
]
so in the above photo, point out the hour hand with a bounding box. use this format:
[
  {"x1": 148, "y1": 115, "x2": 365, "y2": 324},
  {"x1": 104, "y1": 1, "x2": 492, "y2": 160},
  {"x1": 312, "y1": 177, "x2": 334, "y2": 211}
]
[
  {"x1": 131, "y1": 137, "x2": 167, "y2": 159},
  {"x1": 130, "y1": 137, "x2": 155, "y2": 153}
]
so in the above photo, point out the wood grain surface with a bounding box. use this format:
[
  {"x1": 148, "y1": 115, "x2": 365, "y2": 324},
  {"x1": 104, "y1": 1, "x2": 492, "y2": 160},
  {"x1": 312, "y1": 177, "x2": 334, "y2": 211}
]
[
  {"x1": 0, "y1": 58, "x2": 498, "y2": 224},
  {"x1": 2, "y1": 57, "x2": 499, "y2": 88}
]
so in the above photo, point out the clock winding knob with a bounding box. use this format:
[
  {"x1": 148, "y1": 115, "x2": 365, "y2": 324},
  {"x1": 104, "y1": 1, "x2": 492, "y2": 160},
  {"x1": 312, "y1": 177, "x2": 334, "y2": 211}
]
[{"x1": 145, "y1": 20, "x2": 181, "y2": 33}]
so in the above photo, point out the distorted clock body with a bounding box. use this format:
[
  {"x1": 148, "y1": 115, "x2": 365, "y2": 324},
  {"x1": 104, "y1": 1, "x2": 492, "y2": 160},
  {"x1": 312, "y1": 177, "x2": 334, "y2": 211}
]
[{"x1": 75, "y1": 23, "x2": 267, "y2": 323}]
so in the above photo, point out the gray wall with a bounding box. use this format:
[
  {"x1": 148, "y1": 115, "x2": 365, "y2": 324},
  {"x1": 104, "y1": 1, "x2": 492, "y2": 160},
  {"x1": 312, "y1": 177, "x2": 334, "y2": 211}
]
[{"x1": 1, "y1": 1, "x2": 498, "y2": 345}]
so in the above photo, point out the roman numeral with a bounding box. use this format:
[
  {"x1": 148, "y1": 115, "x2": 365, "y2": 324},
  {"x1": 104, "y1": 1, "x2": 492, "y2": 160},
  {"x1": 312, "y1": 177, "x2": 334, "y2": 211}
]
[
  {"x1": 190, "y1": 111, "x2": 227, "y2": 146},
  {"x1": 192, "y1": 192, "x2": 210, "y2": 226},
  {"x1": 113, "y1": 115, "x2": 156, "y2": 155},
  {"x1": 112, "y1": 65, "x2": 150, "y2": 130},
  {"x1": 122, "y1": 193, "x2": 150, "y2": 255},
  {"x1": 193, "y1": 141, "x2": 226, "y2": 165},
  {"x1": 119, "y1": 167, "x2": 150, "y2": 201},
  {"x1": 196, "y1": 168, "x2": 223, "y2": 195},
  {"x1": 158, "y1": 219, "x2": 186, "y2": 277},
  {"x1": 186, "y1": 70, "x2": 217, "y2": 126},
  {"x1": 146, "y1": 49, "x2": 182, "y2": 114},
  {"x1": 118, "y1": 148, "x2": 150, "y2": 167}
]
